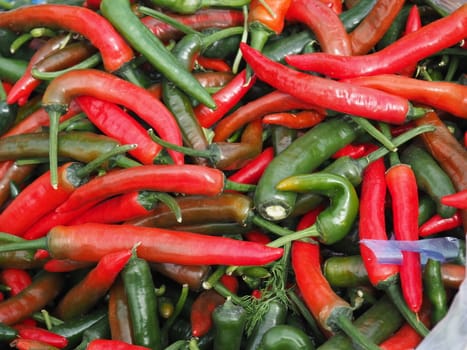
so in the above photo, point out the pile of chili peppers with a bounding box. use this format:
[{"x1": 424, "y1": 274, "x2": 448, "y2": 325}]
[{"x1": 0, "y1": 0, "x2": 465, "y2": 349}]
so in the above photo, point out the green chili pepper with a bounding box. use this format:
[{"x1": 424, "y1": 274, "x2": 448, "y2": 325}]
[
  {"x1": 0, "y1": 131, "x2": 121, "y2": 164},
  {"x1": 147, "y1": 0, "x2": 249, "y2": 14},
  {"x1": 122, "y1": 250, "x2": 161, "y2": 350},
  {"x1": 376, "y1": 4, "x2": 412, "y2": 50},
  {"x1": 400, "y1": 142, "x2": 457, "y2": 218},
  {"x1": 74, "y1": 315, "x2": 111, "y2": 350},
  {"x1": 418, "y1": 193, "x2": 437, "y2": 225},
  {"x1": 50, "y1": 308, "x2": 108, "y2": 350},
  {"x1": 100, "y1": 0, "x2": 216, "y2": 109},
  {"x1": 245, "y1": 299, "x2": 288, "y2": 350},
  {"x1": 0, "y1": 55, "x2": 27, "y2": 83},
  {"x1": 317, "y1": 295, "x2": 404, "y2": 350},
  {"x1": 323, "y1": 255, "x2": 370, "y2": 288},
  {"x1": 423, "y1": 258, "x2": 448, "y2": 325},
  {"x1": 0, "y1": 322, "x2": 18, "y2": 343},
  {"x1": 254, "y1": 116, "x2": 362, "y2": 222},
  {"x1": 212, "y1": 298, "x2": 247, "y2": 350},
  {"x1": 257, "y1": 324, "x2": 315, "y2": 350},
  {"x1": 270, "y1": 172, "x2": 359, "y2": 245}
]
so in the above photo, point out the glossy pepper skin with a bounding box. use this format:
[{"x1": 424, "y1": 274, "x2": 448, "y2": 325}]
[{"x1": 240, "y1": 43, "x2": 424, "y2": 124}]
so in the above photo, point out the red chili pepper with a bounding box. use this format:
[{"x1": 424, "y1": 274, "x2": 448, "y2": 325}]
[
  {"x1": 42, "y1": 69, "x2": 184, "y2": 173},
  {"x1": 291, "y1": 240, "x2": 352, "y2": 334},
  {"x1": 75, "y1": 96, "x2": 162, "y2": 165},
  {"x1": 243, "y1": 230, "x2": 271, "y2": 244},
  {"x1": 191, "y1": 289, "x2": 226, "y2": 337},
  {"x1": 22, "y1": 202, "x2": 99, "y2": 240},
  {"x1": 0, "y1": 272, "x2": 64, "y2": 325},
  {"x1": 195, "y1": 69, "x2": 257, "y2": 128},
  {"x1": 7, "y1": 35, "x2": 70, "y2": 106},
  {"x1": 341, "y1": 74, "x2": 467, "y2": 118},
  {"x1": 54, "y1": 164, "x2": 249, "y2": 213},
  {"x1": 0, "y1": 4, "x2": 134, "y2": 73},
  {"x1": 285, "y1": 4, "x2": 467, "y2": 79},
  {"x1": 247, "y1": 0, "x2": 292, "y2": 51},
  {"x1": 87, "y1": 339, "x2": 151, "y2": 350},
  {"x1": 379, "y1": 301, "x2": 431, "y2": 350},
  {"x1": 213, "y1": 90, "x2": 318, "y2": 142},
  {"x1": 331, "y1": 143, "x2": 372, "y2": 159},
  {"x1": 43, "y1": 259, "x2": 93, "y2": 273},
  {"x1": 54, "y1": 249, "x2": 132, "y2": 320},
  {"x1": 240, "y1": 42, "x2": 423, "y2": 124},
  {"x1": 67, "y1": 191, "x2": 167, "y2": 226},
  {"x1": 317, "y1": 0, "x2": 342, "y2": 14},
  {"x1": 196, "y1": 56, "x2": 231, "y2": 72},
  {"x1": 227, "y1": 147, "x2": 275, "y2": 186},
  {"x1": 386, "y1": 163, "x2": 422, "y2": 313},
  {"x1": 296, "y1": 205, "x2": 324, "y2": 231},
  {"x1": 359, "y1": 158, "x2": 400, "y2": 287},
  {"x1": 399, "y1": 5, "x2": 422, "y2": 77},
  {"x1": 441, "y1": 190, "x2": 467, "y2": 209},
  {"x1": 348, "y1": 0, "x2": 405, "y2": 55},
  {"x1": 0, "y1": 162, "x2": 88, "y2": 237},
  {"x1": 14, "y1": 326, "x2": 68, "y2": 349},
  {"x1": 419, "y1": 211, "x2": 462, "y2": 237},
  {"x1": 262, "y1": 110, "x2": 326, "y2": 129},
  {"x1": 141, "y1": 8, "x2": 244, "y2": 42},
  {"x1": 9, "y1": 338, "x2": 61, "y2": 350},
  {"x1": 286, "y1": 0, "x2": 351, "y2": 55},
  {"x1": 4, "y1": 223, "x2": 283, "y2": 267},
  {"x1": 0, "y1": 268, "x2": 32, "y2": 296}
]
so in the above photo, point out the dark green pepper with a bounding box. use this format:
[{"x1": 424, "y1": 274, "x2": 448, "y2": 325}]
[
  {"x1": 212, "y1": 298, "x2": 247, "y2": 350},
  {"x1": 122, "y1": 251, "x2": 161, "y2": 350},
  {"x1": 0, "y1": 81, "x2": 16, "y2": 136},
  {"x1": 0, "y1": 322, "x2": 18, "y2": 343},
  {"x1": 258, "y1": 325, "x2": 315, "y2": 350},
  {"x1": 245, "y1": 299, "x2": 288, "y2": 350},
  {"x1": 0, "y1": 55, "x2": 27, "y2": 83},
  {"x1": 400, "y1": 142, "x2": 457, "y2": 218},
  {"x1": 323, "y1": 255, "x2": 371, "y2": 288},
  {"x1": 423, "y1": 258, "x2": 448, "y2": 325},
  {"x1": 74, "y1": 315, "x2": 111, "y2": 350}
]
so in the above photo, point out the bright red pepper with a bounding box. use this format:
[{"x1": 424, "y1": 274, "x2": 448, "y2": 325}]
[
  {"x1": 262, "y1": 110, "x2": 326, "y2": 129},
  {"x1": 286, "y1": 0, "x2": 351, "y2": 55},
  {"x1": 196, "y1": 56, "x2": 231, "y2": 72},
  {"x1": 240, "y1": 43, "x2": 423, "y2": 124},
  {"x1": 1, "y1": 223, "x2": 284, "y2": 267},
  {"x1": 195, "y1": 69, "x2": 257, "y2": 128},
  {"x1": 419, "y1": 211, "x2": 462, "y2": 237},
  {"x1": 14, "y1": 326, "x2": 68, "y2": 349},
  {"x1": 213, "y1": 90, "x2": 321, "y2": 142},
  {"x1": 0, "y1": 268, "x2": 32, "y2": 297},
  {"x1": 191, "y1": 289, "x2": 227, "y2": 337},
  {"x1": 399, "y1": 5, "x2": 422, "y2": 77},
  {"x1": 43, "y1": 259, "x2": 93, "y2": 273},
  {"x1": 87, "y1": 339, "x2": 151, "y2": 350},
  {"x1": 227, "y1": 147, "x2": 275, "y2": 186},
  {"x1": 386, "y1": 163, "x2": 422, "y2": 313},
  {"x1": 285, "y1": 4, "x2": 467, "y2": 79},
  {"x1": 0, "y1": 4, "x2": 134, "y2": 73},
  {"x1": 441, "y1": 190, "x2": 467, "y2": 209},
  {"x1": 75, "y1": 96, "x2": 162, "y2": 165},
  {"x1": 9, "y1": 338, "x2": 61, "y2": 350}
]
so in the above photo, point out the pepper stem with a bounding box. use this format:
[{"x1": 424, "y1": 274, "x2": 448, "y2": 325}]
[
  {"x1": 267, "y1": 224, "x2": 320, "y2": 247},
  {"x1": 45, "y1": 108, "x2": 65, "y2": 189},
  {"x1": 350, "y1": 116, "x2": 397, "y2": 151},
  {"x1": 336, "y1": 313, "x2": 381, "y2": 350},
  {"x1": 31, "y1": 53, "x2": 102, "y2": 81},
  {"x1": 137, "y1": 6, "x2": 199, "y2": 36},
  {"x1": 0, "y1": 236, "x2": 47, "y2": 253},
  {"x1": 384, "y1": 282, "x2": 429, "y2": 337},
  {"x1": 75, "y1": 144, "x2": 137, "y2": 179},
  {"x1": 224, "y1": 180, "x2": 256, "y2": 192},
  {"x1": 151, "y1": 192, "x2": 182, "y2": 223},
  {"x1": 407, "y1": 103, "x2": 433, "y2": 120}
]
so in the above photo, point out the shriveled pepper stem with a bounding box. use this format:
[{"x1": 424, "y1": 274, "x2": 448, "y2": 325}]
[{"x1": 336, "y1": 313, "x2": 381, "y2": 350}]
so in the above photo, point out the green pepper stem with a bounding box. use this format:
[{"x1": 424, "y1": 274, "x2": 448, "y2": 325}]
[
  {"x1": 31, "y1": 53, "x2": 102, "y2": 81},
  {"x1": 138, "y1": 6, "x2": 199, "y2": 36},
  {"x1": 350, "y1": 116, "x2": 396, "y2": 151},
  {"x1": 251, "y1": 215, "x2": 296, "y2": 238},
  {"x1": 378, "y1": 122, "x2": 400, "y2": 166},
  {"x1": 383, "y1": 282, "x2": 429, "y2": 337},
  {"x1": 46, "y1": 109, "x2": 63, "y2": 189},
  {"x1": 266, "y1": 224, "x2": 320, "y2": 247},
  {"x1": 203, "y1": 265, "x2": 227, "y2": 290},
  {"x1": 336, "y1": 313, "x2": 381, "y2": 350},
  {"x1": 75, "y1": 144, "x2": 137, "y2": 179},
  {"x1": 0, "y1": 232, "x2": 26, "y2": 244},
  {"x1": 224, "y1": 180, "x2": 256, "y2": 192},
  {"x1": 161, "y1": 283, "x2": 189, "y2": 347},
  {"x1": 0, "y1": 237, "x2": 47, "y2": 253},
  {"x1": 363, "y1": 124, "x2": 437, "y2": 165},
  {"x1": 200, "y1": 26, "x2": 244, "y2": 49},
  {"x1": 232, "y1": 5, "x2": 249, "y2": 74},
  {"x1": 151, "y1": 192, "x2": 182, "y2": 223},
  {"x1": 113, "y1": 155, "x2": 142, "y2": 169},
  {"x1": 407, "y1": 103, "x2": 433, "y2": 120}
]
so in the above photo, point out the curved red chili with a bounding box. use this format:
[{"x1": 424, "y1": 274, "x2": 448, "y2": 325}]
[
  {"x1": 228, "y1": 147, "x2": 275, "y2": 185},
  {"x1": 285, "y1": 0, "x2": 351, "y2": 56},
  {"x1": 0, "y1": 4, "x2": 134, "y2": 73},
  {"x1": 240, "y1": 42, "x2": 422, "y2": 124},
  {"x1": 441, "y1": 190, "x2": 467, "y2": 209},
  {"x1": 419, "y1": 211, "x2": 462, "y2": 237},
  {"x1": 399, "y1": 5, "x2": 422, "y2": 77},
  {"x1": 262, "y1": 110, "x2": 326, "y2": 129},
  {"x1": 285, "y1": 4, "x2": 467, "y2": 79},
  {"x1": 0, "y1": 268, "x2": 32, "y2": 297}
]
